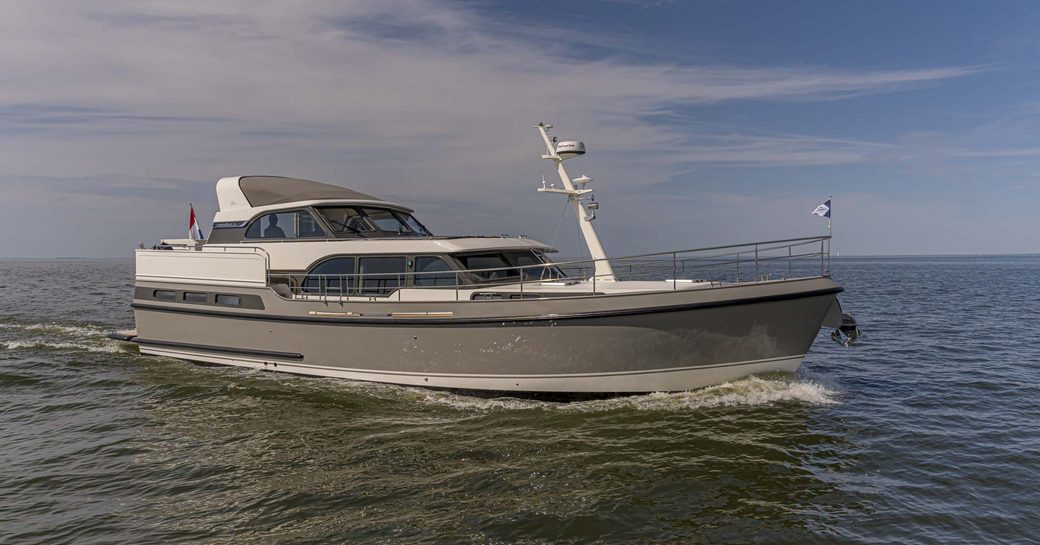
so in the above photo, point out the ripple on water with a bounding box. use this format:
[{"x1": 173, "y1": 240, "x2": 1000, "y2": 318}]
[{"x1": 3, "y1": 257, "x2": 1040, "y2": 544}]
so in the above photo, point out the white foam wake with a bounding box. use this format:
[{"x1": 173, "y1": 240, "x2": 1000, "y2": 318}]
[
  {"x1": 0, "y1": 322, "x2": 106, "y2": 337},
  {"x1": 589, "y1": 375, "x2": 841, "y2": 412},
  {"x1": 0, "y1": 340, "x2": 124, "y2": 354},
  {"x1": 0, "y1": 321, "x2": 122, "y2": 354},
  {"x1": 413, "y1": 375, "x2": 840, "y2": 413},
  {"x1": 24, "y1": 323, "x2": 107, "y2": 337}
]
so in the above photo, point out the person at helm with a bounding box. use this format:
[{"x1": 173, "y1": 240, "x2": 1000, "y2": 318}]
[{"x1": 264, "y1": 214, "x2": 286, "y2": 238}]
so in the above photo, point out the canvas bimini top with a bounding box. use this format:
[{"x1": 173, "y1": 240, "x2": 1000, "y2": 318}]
[
  {"x1": 214, "y1": 176, "x2": 412, "y2": 223},
  {"x1": 204, "y1": 175, "x2": 555, "y2": 254},
  {"x1": 239, "y1": 176, "x2": 385, "y2": 207}
]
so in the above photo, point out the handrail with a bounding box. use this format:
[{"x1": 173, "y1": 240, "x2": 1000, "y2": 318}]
[
  {"x1": 270, "y1": 235, "x2": 831, "y2": 301},
  {"x1": 548, "y1": 235, "x2": 828, "y2": 269},
  {"x1": 206, "y1": 245, "x2": 273, "y2": 273}
]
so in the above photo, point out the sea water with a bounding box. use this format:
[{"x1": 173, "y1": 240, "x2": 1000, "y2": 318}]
[{"x1": 1, "y1": 256, "x2": 1038, "y2": 544}]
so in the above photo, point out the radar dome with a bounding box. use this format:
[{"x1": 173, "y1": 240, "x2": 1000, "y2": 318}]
[{"x1": 555, "y1": 141, "x2": 586, "y2": 159}]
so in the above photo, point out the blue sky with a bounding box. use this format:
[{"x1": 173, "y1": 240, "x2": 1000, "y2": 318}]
[{"x1": 1, "y1": 0, "x2": 1038, "y2": 257}]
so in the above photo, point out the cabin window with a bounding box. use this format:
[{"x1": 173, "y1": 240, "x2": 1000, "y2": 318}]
[
  {"x1": 316, "y1": 206, "x2": 432, "y2": 237},
  {"x1": 509, "y1": 251, "x2": 557, "y2": 280},
  {"x1": 457, "y1": 254, "x2": 519, "y2": 282},
  {"x1": 358, "y1": 256, "x2": 406, "y2": 295},
  {"x1": 361, "y1": 208, "x2": 411, "y2": 234},
  {"x1": 184, "y1": 292, "x2": 208, "y2": 304},
  {"x1": 215, "y1": 294, "x2": 241, "y2": 306},
  {"x1": 315, "y1": 207, "x2": 373, "y2": 235},
  {"x1": 303, "y1": 257, "x2": 356, "y2": 294},
  {"x1": 399, "y1": 213, "x2": 432, "y2": 236},
  {"x1": 245, "y1": 210, "x2": 325, "y2": 239},
  {"x1": 153, "y1": 290, "x2": 176, "y2": 301},
  {"x1": 414, "y1": 256, "x2": 456, "y2": 287}
]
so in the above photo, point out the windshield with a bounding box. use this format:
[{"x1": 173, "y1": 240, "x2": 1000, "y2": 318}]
[
  {"x1": 316, "y1": 207, "x2": 372, "y2": 235},
  {"x1": 455, "y1": 251, "x2": 564, "y2": 283},
  {"x1": 361, "y1": 208, "x2": 408, "y2": 232},
  {"x1": 316, "y1": 206, "x2": 432, "y2": 237},
  {"x1": 456, "y1": 254, "x2": 519, "y2": 282},
  {"x1": 510, "y1": 251, "x2": 561, "y2": 280},
  {"x1": 398, "y1": 213, "x2": 432, "y2": 236}
]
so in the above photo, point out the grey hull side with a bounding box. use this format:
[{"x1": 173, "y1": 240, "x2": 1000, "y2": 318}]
[{"x1": 130, "y1": 278, "x2": 840, "y2": 393}]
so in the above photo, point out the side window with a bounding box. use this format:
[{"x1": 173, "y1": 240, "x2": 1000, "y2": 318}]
[
  {"x1": 399, "y1": 213, "x2": 432, "y2": 236},
  {"x1": 511, "y1": 252, "x2": 551, "y2": 280},
  {"x1": 245, "y1": 210, "x2": 324, "y2": 239},
  {"x1": 303, "y1": 257, "x2": 355, "y2": 293},
  {"x1": 460, "y1": 254, "x2": 518, "y2": 281},
  {"x1": 358, "y1": 257, "x2": 406, "y2": 295},
  {"x1": 362, "y1": 208, "x2": 408, "y2": 233},
  {"x1": 414, "y1": 256, "x2": 456, "y2": 286},
  {"x1": 297, "y1": 211, "x2": 325, "y2": 238}
]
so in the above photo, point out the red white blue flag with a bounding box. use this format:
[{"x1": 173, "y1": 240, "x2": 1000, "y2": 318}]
[{"x1": 188, "y1": 204, "x2": 205, "y2": 240}]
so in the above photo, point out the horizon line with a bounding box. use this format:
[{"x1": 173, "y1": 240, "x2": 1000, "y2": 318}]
[{"x1": 1, "y1": 252, "x2": 1038, "y2": 260}]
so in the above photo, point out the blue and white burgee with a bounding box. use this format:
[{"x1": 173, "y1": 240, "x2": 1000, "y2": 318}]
[{"x1": 811, "y1": 199, "x2": 831, "y2": 218}]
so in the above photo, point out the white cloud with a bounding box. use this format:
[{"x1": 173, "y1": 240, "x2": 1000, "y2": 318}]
[{"x1": 0, "y1": 0, "x2": 999, "y2": 256}]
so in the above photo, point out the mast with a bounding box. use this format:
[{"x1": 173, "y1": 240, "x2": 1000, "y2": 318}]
[{"x1": 535, "y1": 122, "x2": 615, "y2": 281}]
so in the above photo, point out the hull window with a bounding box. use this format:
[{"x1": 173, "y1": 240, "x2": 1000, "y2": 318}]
[
  {"x1": 215, "y1": 294, "x2": 242, "y2": 306},
  {"x1": 183, "y1": 292, "x2": 208, "y2": 304},
  {"x1": 153, "y1": 290, "x2": 176, "y2": 301}
]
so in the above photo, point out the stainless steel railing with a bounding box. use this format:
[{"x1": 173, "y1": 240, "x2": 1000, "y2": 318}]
[{"x1": 268, "y1": 235, "x2": 831, "y2": 302}]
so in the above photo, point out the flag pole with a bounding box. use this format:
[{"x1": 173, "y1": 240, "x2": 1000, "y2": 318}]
[
  {"x1": 827, "y1": 195, "x2": 832, "y2": 274},
  {"x1": 827, "y1": 194, "x2": 832, "y2": 238}
]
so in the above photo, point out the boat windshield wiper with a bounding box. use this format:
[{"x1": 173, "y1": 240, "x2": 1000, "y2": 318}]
[{"x1": 327, "y1": 218, "x2": 366, "y2": 237}]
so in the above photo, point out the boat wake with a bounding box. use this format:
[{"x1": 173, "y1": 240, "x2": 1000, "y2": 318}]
[
  {"x1": 0, "y1": 339, "x2": 124, "y2": 354},
  {"x1": 0, "y1": 321, "x2": 125, "y2": 354},
  {"x1": 0, "y1": 322, "x2": 107, "y2": 337},
  {"x1": 413, "y1": 374, "x2": 841, "y2": 413}
]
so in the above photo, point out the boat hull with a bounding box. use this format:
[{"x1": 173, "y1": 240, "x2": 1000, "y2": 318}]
[{"x1": 130, "y1": 278, "x2": 840, "y2": 393}]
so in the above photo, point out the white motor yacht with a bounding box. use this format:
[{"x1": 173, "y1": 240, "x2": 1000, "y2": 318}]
[{"x1": 111, "y1": 123, "x2": 858, "y2": 394}]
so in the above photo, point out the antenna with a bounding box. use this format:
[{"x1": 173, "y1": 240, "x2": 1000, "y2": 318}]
[
  {"x1": 534, "y1": 122, "x2": 615, "y2": 281},
  {"x1": 555, "y1": 104, "x2": 560, "y2": 138}
]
